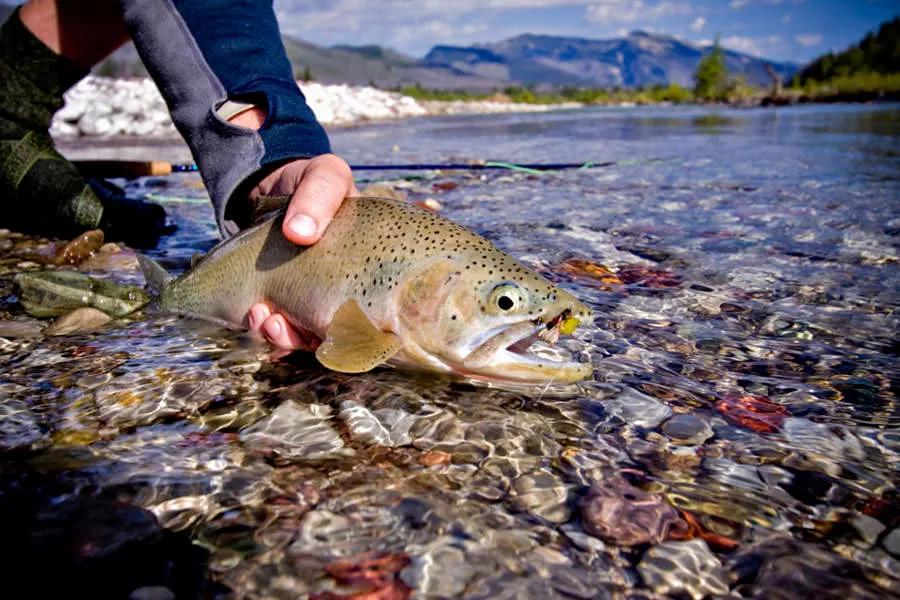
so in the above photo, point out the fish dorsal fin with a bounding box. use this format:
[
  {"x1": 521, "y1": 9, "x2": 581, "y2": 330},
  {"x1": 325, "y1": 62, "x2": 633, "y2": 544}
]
[
  {"x1": 137, "y1": 254, "x2": 173, "y2": 296},
  {"x1": 315, "y1": 299, "x2": 402, "y2": 373}
]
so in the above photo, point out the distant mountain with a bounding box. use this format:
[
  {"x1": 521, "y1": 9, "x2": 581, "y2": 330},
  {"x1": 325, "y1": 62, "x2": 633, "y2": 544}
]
[
  {"x1": 281, "y1": 38, "x2": 502, "y2": 89},
  {"x1": 424, "y1": 32, "x2": 797, "y2": 88},
  {"x1": 796, "y1": 16, "x2": 899, "y2": 84}
]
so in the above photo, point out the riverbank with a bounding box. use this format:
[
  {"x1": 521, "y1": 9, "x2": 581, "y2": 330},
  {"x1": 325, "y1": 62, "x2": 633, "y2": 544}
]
[{"x1": 49, "y1": 76, "x2": 580, "y2": 138}]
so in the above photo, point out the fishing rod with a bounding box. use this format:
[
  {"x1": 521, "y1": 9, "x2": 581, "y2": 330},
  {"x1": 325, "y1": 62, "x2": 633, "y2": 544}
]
[{"x1": 73, "y1": 159, "x2": 614, "y2": 178}]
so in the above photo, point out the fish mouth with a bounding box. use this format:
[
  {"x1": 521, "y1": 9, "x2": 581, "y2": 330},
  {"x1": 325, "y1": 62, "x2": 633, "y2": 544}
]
[{"x1": 461, "y1": 309, "x2": 593, "y2": 383}]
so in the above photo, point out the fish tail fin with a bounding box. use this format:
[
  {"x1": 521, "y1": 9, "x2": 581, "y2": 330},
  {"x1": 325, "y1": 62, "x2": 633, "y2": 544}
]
[{"x1": 138, "y1": 254, "x2": 173, "y2": 296}]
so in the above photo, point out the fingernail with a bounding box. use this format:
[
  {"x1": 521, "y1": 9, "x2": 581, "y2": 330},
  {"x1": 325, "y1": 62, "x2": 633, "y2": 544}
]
[
  {"x1": 265, "y1": 319, "x2": 282, "y2": 339},
  {"x1": 288, "y1": 214, "x2": 317, "y2": 238},
  {"x1": 248, "y1": 305, "x2": 266, "y2": 328}
]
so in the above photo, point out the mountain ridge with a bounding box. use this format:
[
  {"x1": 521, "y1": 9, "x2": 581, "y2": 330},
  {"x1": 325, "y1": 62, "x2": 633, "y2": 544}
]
[{"x1": 424, "y1": 31, "x2": 797, "y2": 88}]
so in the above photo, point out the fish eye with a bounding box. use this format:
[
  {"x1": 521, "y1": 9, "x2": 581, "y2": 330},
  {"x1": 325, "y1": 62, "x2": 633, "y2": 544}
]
[{"x1": 488, "y1": 283, "x2": 526, "y2": 314}]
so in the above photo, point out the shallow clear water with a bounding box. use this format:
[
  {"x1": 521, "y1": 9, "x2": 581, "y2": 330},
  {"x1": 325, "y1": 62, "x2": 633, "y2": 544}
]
[{"x1": 2, "y1": 104, "x2": 899, "y2": 598}]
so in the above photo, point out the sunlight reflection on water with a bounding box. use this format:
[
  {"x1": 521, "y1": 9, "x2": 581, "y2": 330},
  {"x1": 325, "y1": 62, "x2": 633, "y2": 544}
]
[{"x1": 2, "y1": 103, "x2": 898, "y2": 598}]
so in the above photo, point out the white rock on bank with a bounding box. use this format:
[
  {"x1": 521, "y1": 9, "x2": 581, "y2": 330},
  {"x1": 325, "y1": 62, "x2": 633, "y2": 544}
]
[{"x1": 50, "y1": 75, "x2": 579, "y2": 138}]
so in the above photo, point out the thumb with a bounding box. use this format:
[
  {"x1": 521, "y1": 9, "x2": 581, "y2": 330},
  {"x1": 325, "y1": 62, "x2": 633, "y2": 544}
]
[{"x1": 282, "y1": 155, "x2": 353, "y2": 245}]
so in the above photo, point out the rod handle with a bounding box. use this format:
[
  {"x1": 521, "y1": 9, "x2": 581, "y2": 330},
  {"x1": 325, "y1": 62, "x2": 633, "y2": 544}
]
[{"x1": 74, "y1": 160, "x2": 173, "y2": 178}]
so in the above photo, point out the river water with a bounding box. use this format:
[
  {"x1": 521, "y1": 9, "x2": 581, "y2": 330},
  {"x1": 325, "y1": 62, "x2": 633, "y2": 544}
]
[{"x1": 1, "y1": 103, "x2": 898, "y2": 598}]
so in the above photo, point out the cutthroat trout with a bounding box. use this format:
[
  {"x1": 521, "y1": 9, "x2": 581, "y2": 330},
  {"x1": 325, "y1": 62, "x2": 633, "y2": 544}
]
[{"x1": 140, "y1": 197, "x2": 593, "y2": 383}]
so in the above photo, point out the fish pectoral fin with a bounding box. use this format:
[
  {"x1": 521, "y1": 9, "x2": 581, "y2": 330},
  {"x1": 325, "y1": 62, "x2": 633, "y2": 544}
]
[{"x1": 315, "y1": 299, "x2": 402, "y2": 373}]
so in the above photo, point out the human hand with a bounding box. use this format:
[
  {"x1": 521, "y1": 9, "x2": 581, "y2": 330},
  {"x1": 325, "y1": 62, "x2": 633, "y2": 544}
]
[{"x1": 246, "y1": 153, "x2": 359, "y2": 349}]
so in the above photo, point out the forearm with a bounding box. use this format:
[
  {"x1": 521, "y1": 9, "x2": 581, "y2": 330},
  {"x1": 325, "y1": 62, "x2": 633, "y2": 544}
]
[{"x1": 118, "y1": 0, "x2": 331, "y2": 236}]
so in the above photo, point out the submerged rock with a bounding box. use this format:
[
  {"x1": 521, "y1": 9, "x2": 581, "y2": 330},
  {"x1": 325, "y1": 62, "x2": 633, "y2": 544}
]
[
  {"x1": 602, "y1": 388, "x2": 673, "y2": 429},
  {"x1": 581, "y1": 477, "x2": 684, "y2": 546},
  {"x1": 44, "y1": 307, "x2": 112, "y2": 336},
  {"x1": 662, "y1": 413, "x2": 714, "y2": 445},
  {"x1": 638, "y1": 539, "x2": 728, "y2": 600},
  {"x1": 337, "y1": 400, "x2": 417, "y2": 447},
  {"x1": 0, "y1": 319, "x2": 43, "y2": 337},
  {"x1": 401, "y1": 538, "x2": 474, "y2": 597},
  {"x1": 240, "y1": 402, "x2": 352, "y2": 460},
  {"x1": 883, "y1": 527, "x2": 900, "y2": 557},
  {"x1": 508, "y1": 470, "x2": 572, "y2": 523},
  {"x1": 726, "y1": 536, "x2": 888, "y2": 599},
  {"x1": 14, "y1": 270, "x2": 149, "y2": 318}
]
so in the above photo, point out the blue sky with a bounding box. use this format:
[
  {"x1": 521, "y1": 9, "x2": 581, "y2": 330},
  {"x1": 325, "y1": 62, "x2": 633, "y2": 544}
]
[{"x1": 273, "y1": 0, "x2": 899, "y2": 64}]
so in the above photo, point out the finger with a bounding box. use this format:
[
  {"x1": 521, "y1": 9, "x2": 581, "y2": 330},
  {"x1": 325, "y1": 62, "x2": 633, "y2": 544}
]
[
  {"x1": 261, "y1": 313, "x2": 307, "y2": 350},
  {"x1": 247, "y1": 303, "x2": 271, "y2": 331},
  {"x1": 283, "y1": 154, "x2": 353, "y2": 245}
]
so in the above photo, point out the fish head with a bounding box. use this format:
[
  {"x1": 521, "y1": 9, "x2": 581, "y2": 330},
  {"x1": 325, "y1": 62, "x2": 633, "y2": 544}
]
[{"x1": 397, "y1": 257, "x2": 593, "y2": 384}]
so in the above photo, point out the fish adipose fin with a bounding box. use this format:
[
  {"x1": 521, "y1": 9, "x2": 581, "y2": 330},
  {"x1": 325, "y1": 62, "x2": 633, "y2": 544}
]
[
  {"x1": 137, "y1": 254, "x2": 173, "y2": 295},
  {"x1": 315, "y1": 299, "x2": 402, "y2": 373}
]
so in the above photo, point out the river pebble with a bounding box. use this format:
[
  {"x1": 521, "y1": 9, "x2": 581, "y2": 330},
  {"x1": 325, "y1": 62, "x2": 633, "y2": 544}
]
[
  {"x1": 44, "y1": 307, "x2": 112, "y2": 336},
  {"x1": 662, "y1": 413, "x2": 714, "y2": 445},
  {"x1": 337, "y1": 400, "x2": 417, "y2": 447},
  {"x1": 240, "y1": 402, "x2": 352, "y2": 460},
  {"x1": 638, "y1": 539, "x2": 728, "y2": 600},
  {"x1": 581, "y1": 477, "x2": 684, "y2": 545},
  {"x1": 883, "y1": 528, "x2": 900, "y2": 557},
  {"x1": 602, "y1": 387, "x2": 673, "y2": 429}
]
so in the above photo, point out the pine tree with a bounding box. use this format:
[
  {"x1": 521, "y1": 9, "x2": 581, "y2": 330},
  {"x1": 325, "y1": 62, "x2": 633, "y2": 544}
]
[{"x1": 694, "y1": 37, "x2": 729, "y2": 101}]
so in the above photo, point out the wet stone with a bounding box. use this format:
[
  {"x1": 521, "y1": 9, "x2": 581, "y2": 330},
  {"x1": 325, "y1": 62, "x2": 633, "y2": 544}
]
[
  {"x1": 401, "y1": 537, "x2": 474, "y2": 598},
  {"x1": 728, "y1": 536, "x2": 888, "y2": 600},
  {"x1": 850, "y1": 514, "x2": 886, "y2": 547},
  {"x1": 0, "y1": 397, "x2": 48, "y2": 452},
  {"x1": 662, "y1": 413, "x2": 713, "y2": 445},
  {"x1": 602, "y1": 387, "x2": 673, "y2": 429},
  {"x1": 337, "y1": 400, "x2": 417, "y2": 447},
  {"x1": 14, "y1": 270, "x2": 149, "y2": 318},
  {"x1": 638, "y1": 539, "x2": 728, "y2": 600},
  {"x1": 240, "y1": 401, "x2": 352, "y2": 460},
  {"x1": 0, "y1": 319, "x2": 43, "y2": 337},
  {"x1": 44, "y1": 307, "x2": 112, "y2": 336},
  {"x1": 508, "y1": 470, "x2": 571, "y2": 523},
  {"x1": 581, "y1": 477, "x2": 685, "y2": 546},
  {"x1": 783, "y1": 417, "x2": 866, "y2": 467},
  {"x1": 130, "y1": 587, "x2": 176, "y2": 600},
  {"x1": 55, "y1": 229, "x2": 105, "y2": 265},
  {"x1": 883, "y1": 527, "x2": 900, "y2": 557}
]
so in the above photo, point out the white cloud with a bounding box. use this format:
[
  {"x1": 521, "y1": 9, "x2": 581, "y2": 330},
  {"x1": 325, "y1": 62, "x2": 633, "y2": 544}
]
[
  {"x1": 584, "y1": 1, "x2": 692, "y2": 25},
  {"x1": 690, "y1": 16, "x2": 706, "y2": 32},
  {"x1": 730, "y1": 0, "x2": 799, "y2": 8},
  {"x1": 273, "y1": 0, "x2": 604, "y2": 54},
  {"x1": 721, "y1": 34, "x2": 781, "y2": 58},
  {"x1": 794, "y1": 33, "x2": 823, "y2": 47},
  {"x1": 721, "y1": 35, "x2": 761, "y2": 55}
]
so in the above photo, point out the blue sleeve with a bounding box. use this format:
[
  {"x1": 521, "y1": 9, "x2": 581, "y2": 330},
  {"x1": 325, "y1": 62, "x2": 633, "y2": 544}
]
[{"x1": 119, "y1": 0, "x2": 331, "y2": 237}]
